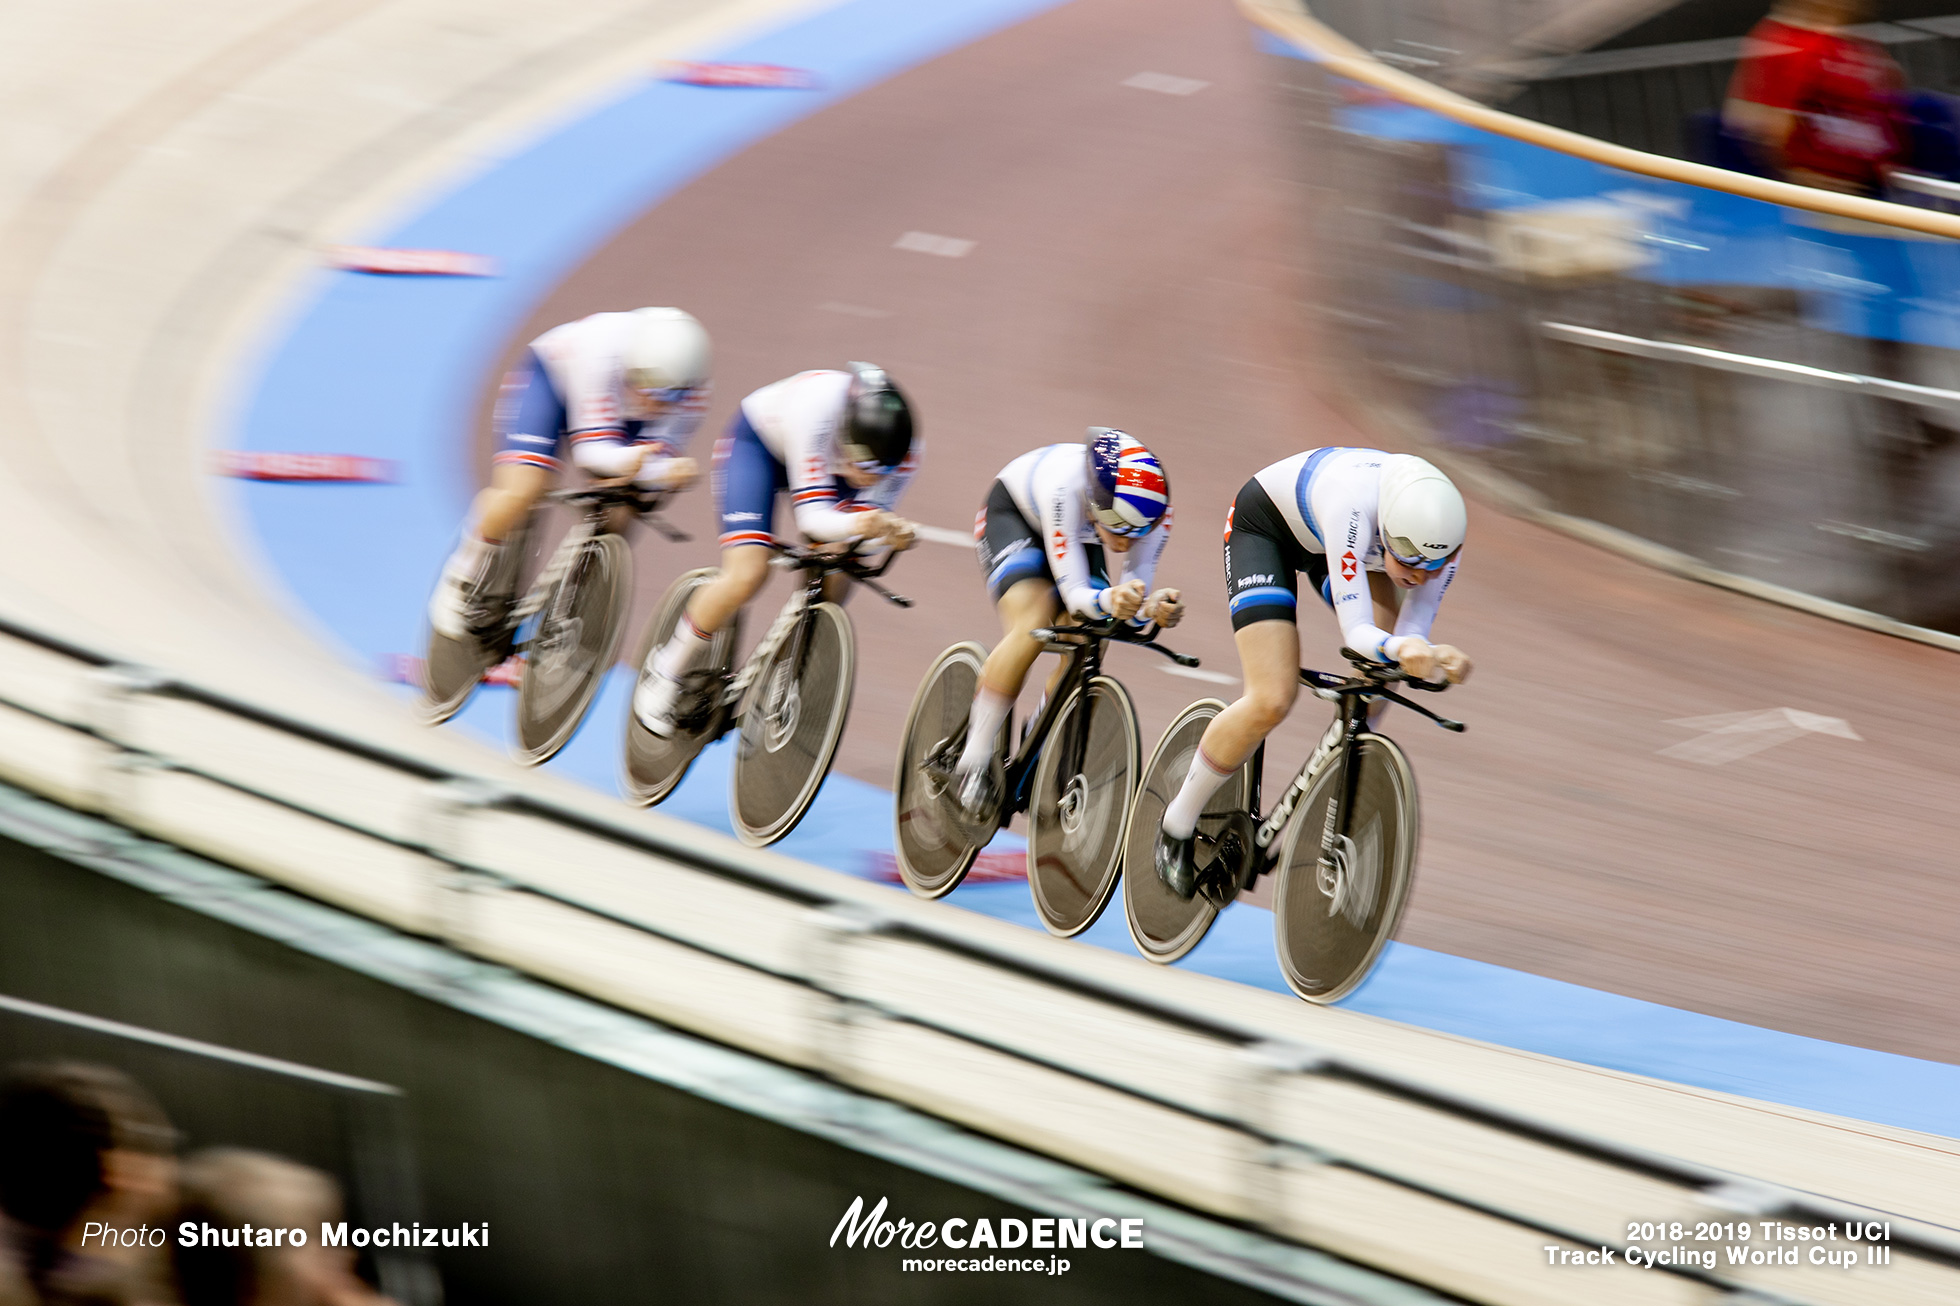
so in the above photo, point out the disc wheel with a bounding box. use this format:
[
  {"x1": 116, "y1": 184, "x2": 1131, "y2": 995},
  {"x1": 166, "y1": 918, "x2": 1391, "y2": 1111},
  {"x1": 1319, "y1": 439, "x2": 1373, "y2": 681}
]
[
  {"x1": 420, "y1": 526, "x2": 527, "y2": 725},
  {"x1": 422, "y1": 629, "x2": 502, "y2": 726},
  {"x1": 515, "y1": 532, "x2": 632, "y2": 765},
  {"x1": 730, "y1": 601, "x2": 855, "y2": 847},
  {"x1": 1027, "y1": 676, "x2": 1139, "y2": 936},
  {"x1": 1121, "y1": 699, "x2": 1253, "y2": 963},
  {"x1": 621, "y1": 567, "x2": 740, "y2": 807},
  {"x1": 891, "y1": 643, "x2": 1000, "y2": 898},
  {"x1": 1273, "y1": 733, "x2": 1417, "y2": 1004}
]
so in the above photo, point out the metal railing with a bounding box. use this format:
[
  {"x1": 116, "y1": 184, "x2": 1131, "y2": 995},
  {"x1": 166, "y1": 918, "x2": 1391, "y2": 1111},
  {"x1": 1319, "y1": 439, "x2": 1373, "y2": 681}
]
[{"x1": 1249, "y1": 0, "x2": 1960, "y2": 640}]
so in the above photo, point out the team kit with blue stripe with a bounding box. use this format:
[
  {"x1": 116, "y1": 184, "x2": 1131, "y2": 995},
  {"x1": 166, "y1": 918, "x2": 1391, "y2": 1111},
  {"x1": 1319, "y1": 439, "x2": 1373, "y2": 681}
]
[
  {"x1": 975, "y1": 443, "x2": 1172, "y2": 617},
  {"x1": 1226, "y1": 448, "x2": 1458, "y2": 658}
]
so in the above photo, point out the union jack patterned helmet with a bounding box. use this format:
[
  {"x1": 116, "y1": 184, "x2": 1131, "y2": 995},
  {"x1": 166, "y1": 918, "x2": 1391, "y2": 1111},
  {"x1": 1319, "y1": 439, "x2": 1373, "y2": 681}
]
[{"x1": 1083, "y1": 427, "x2": 1168, "y2": 538}]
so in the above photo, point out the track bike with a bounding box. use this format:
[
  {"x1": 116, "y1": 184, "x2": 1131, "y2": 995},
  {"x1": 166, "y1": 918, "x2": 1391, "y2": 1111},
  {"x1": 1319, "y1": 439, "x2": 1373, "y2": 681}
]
[
  {"x1": 893, "y1": 619, "x2": 1198, "y2": 935},
  {"x1": 1120, "y1": 649, "x2": 1463, "y2": 1002},
  {"x1": 623, "y1": 542, "x2": 911, "y2": 846},
  {"x1": 422, "y1": 484, "x2": 686, "y2": 765}
]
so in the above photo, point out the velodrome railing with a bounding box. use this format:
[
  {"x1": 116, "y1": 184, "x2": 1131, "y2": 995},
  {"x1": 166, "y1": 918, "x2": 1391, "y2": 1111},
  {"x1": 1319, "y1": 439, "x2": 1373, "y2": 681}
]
[
  {"x1": 1247, "y1": 0, "x2": 1960, "y2": 643},
  {"x1": 2, "y1": 608, "x2": 1959, "y2": 1304}
]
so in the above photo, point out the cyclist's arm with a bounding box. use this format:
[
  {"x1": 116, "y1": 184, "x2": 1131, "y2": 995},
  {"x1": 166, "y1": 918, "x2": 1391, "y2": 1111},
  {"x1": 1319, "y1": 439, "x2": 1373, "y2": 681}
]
[
  {"x1": 631, "y1": 390, "x2": 710, "y2": 487},
  {"x1": 1387, "y1": 552, "x2": 1459, "y2": 655},
  {"x1": 782, "y1": 420, "x2": 866, "y2": 543},
  {"x1": 1310, "y1": 482, "x2": 1400, "y2": 660},
  {"x1": 562, "y1": 347, "x2": 639, "y2": 478},
  {"x1": 1040, "y1": 465, "x2": 1109, "y2": 618},
  {"x1": 1329, "y1": 580, "x2": 1398, "y2": 663},
  {"x1": 570, "y1": 427, "x2": 640, "y2": 478},
  {"x1": 1123, "y1": 507, "x2": 1174, "y2": 623}
]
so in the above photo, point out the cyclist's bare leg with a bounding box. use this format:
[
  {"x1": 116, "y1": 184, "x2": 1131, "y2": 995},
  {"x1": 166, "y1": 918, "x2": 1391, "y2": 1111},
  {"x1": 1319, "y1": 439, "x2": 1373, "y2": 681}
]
[
  {"x1": 685, "y1": 543, "x2": 772, "y2": 635},
  {"x1": 1161, "y1": 619, "x2": 1298, "y2": 838},
  {"x1": 475, "y1": 463, "x2": 552, "y2": 544},
  {"x1": 955, "y1": 580, "x2": 1060, "y2": 777},
  {"x1": 978, "y1": 579, "x2": 1062, "y2": 698},
  {"x1": 638, "y1": 544, "x2": 770, "y2": 727}
]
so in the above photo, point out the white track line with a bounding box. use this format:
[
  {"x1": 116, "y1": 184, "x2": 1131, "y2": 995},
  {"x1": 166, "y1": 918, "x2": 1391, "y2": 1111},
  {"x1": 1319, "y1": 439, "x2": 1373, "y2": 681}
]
[
  {"x1": 894, "y1": 231, "x2": 975, "y2": 257},
  {"x1": 915, "y1": 524, "x2": 975, "y2": 548}
]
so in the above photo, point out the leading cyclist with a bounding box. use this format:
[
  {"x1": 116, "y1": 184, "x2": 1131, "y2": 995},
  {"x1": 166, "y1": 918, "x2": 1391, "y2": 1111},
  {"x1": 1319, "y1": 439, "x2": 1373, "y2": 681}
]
[
  {"x1": 953, "y1": 428, "x2": 1183, "y2": 817},
  {"x1": 1154, "y1": 448, "x2": 1472, "y2": 898},
  {"x1": 428, "y1": 307, "x2": 712, "y2": 640},
  {"x1": 633, "y1": 362, "x2": 921, "y2": 735}
]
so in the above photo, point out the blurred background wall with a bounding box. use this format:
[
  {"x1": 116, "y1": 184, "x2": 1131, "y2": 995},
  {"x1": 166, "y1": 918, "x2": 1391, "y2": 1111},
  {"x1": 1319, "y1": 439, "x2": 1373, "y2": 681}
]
[{"x1": 1270, "y1": 0, "x2": 1960, "y2": 635}]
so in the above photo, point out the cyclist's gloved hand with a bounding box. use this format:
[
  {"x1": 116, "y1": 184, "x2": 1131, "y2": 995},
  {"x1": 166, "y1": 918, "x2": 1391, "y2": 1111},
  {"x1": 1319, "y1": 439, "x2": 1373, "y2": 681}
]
[
  {"x1": 1101, "y1": 578, "x2": 1147, "y2": 622},
  {"x1": 881, "y1": 516, "x2": 918, "y2": 552},
  {"x1": 1394, "y1": 638, "x2": 1472, "y2": 684},
  {"x1": 638, "y1": 455, "x2": 698, "y2": 493},
  {"x1": 1141, "y1": 588, "x2": 1183, "y2": 629}
]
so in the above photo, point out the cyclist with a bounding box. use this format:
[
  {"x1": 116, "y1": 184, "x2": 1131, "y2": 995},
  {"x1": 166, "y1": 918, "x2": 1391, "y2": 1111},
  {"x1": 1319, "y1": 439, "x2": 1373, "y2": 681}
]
[
  {"x1": 1154, "y1": 448, "x2": 1471, "y2": 898},
  {"x1": 428, "y1": 307, "x2": 712, "y2": 640},
  {"x1": 952, "y1": 428, "x2": 1183, "y2": 817},
  {"x1": 633, "y1": 362, "x2": 921, "y2": 735}
]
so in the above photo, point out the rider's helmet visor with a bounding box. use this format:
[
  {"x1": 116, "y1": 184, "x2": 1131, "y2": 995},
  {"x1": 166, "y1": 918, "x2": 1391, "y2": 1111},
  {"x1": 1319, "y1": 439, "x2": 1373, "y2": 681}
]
[{"x1": 1384, "y1": 535, "x2": 1452, "y2": 572}]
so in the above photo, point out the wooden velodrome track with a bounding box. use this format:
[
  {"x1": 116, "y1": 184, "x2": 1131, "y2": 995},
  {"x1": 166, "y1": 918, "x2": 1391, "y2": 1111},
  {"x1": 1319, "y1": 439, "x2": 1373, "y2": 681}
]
[{"x1": 480, "y1": 0, "x2": 1960, "y2": 1066}]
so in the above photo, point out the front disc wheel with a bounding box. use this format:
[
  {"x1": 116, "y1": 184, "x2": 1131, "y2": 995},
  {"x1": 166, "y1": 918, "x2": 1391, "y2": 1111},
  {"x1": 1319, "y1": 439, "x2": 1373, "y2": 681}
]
[
  {"x1": 730, "y1": 602, "x2": 855, "y2": 847},
  {"x1": 1273, "y1": 733, "x2": 1417, "y2": 1003}
]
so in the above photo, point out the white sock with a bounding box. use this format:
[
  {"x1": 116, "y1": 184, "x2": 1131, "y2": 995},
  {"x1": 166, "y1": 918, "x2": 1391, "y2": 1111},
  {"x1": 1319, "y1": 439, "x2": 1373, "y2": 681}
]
[
  {"x1": 1161, "y1": 747, "x2": 1234, "y2": 840},
  {"x1": 655, "y1": 614, "x2": 710, "y2": 682},
  {"x1": 957, "y1": 687, "x2": 1014, "y2": 775},
  {"x1": 448, "y1": 529, "x2": 493, "y2": 577}
]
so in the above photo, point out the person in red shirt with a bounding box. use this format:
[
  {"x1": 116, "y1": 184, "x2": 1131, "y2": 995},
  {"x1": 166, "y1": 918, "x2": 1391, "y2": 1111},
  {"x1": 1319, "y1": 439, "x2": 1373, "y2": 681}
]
[{"x1": 1724, "y1": 0, "x2": 1906, "y2": 194}]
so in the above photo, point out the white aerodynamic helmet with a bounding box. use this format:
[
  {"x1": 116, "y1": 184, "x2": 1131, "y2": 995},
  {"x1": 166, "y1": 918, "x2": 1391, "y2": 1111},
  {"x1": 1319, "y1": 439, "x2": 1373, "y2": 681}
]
[
  {"x1": 624, "y1": 307, "x2": 711, "y2": 394},
  {"x1": 1376, "y1": 454, "x2": 1466, "y2": 570}
]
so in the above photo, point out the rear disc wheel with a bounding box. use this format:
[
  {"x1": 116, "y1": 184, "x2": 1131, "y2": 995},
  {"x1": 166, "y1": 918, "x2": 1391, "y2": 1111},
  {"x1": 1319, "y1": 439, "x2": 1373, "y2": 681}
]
[
  {"x1": 420, "y1": 525, "x2": 527, "y2": 724},
  {"x1": 1028, "y1": 676, "x2": 1138, "y2": 936},
  {"x1": 1121, "y1": 699, "x2": 1252, "y2": 963},
  {"x1": 892, "y1": 643, "x2": 996, "y2": 898},
  {"x1": 515, "y1": 532, "x2": 632, "y2": 765},
  {"x1": 621, "y1": 567, "x2": 739, "y2": 807}
]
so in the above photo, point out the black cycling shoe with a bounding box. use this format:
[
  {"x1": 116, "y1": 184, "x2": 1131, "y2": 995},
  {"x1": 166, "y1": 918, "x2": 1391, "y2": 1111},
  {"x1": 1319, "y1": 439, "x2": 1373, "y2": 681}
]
[
  {"x1": 669, "y1": 667, "x2": 724, "y2": 735},
  {"x1": 463, "y1": 585, "x2": 513, "y2": 643},
  {"x1": 1154, "y1": 828, "x2": 1201, "y2": 901}
]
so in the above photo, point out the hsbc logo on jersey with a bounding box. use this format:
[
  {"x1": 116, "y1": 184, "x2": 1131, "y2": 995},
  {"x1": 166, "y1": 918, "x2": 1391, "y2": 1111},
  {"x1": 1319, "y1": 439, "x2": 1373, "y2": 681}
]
[
  {"x1": 1052, "y1": 528, "x2": 1067, "y2": 558},
  {"x1": 1339, "y1": 550, "x2": 1358, "y2": 582}
]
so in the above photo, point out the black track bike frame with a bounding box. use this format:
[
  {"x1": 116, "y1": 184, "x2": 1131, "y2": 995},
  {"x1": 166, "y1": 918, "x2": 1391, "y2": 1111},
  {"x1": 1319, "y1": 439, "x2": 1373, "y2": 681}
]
[
  {"x1": 964, "y1": 621, "x2": 1196, "y2": 820},
  {"x1": 1208, "y1": 651, "x2": 1461, "y2": 896},
  {"x1": 696, "y1": 543, "x2": 911, "y2": 745},
  {"x1": 500, "y1": 483, "x2": 687, "y2": 652}
]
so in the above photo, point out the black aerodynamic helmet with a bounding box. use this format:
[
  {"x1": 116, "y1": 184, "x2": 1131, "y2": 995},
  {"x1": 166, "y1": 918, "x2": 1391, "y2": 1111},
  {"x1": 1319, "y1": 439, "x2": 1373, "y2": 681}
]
[{"x1": 840, "y1": 361, "x2": 914, "y2": 471}]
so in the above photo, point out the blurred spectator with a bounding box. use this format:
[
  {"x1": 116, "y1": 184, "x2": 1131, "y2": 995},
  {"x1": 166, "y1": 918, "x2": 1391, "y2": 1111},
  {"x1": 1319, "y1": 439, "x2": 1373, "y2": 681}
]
[
  {"x1": 170, "y1": 1151, "x2": 394, "y2": 1306},
  {"x1": 0, "y1": 1063, "x2": 179, "y2": 1306},
  {"x1": 1724, "y1": 0, "x2": 1906, "y2": 194}
]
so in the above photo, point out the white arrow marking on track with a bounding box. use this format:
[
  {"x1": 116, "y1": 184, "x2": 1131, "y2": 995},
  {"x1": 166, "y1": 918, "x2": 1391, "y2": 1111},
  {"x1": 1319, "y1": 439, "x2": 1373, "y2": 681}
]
[
  {"x1": 1659, "y1": 707, "x2": 1861, "y2": 765},
  {"x1": 1124, "y1": 71, "x2": 1210, "y2": 96},
  {"x1": 894, "y1": 231, "x2": 975, "y2": 258}
]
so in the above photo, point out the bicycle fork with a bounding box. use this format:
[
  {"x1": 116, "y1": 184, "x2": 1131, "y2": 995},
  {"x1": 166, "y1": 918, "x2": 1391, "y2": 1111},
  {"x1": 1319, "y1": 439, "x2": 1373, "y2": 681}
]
[{"x1": 1311, "y1": 696, "x2": 1369, "y2": 916}]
